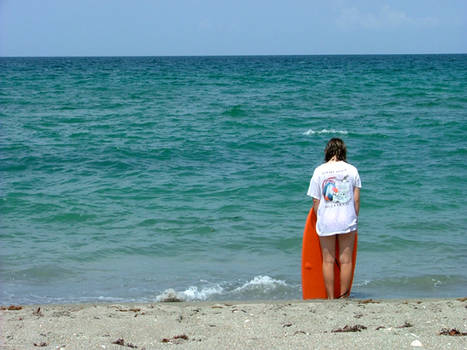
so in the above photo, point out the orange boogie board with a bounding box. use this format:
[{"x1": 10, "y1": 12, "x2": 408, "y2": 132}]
[{"x1": 301, "y1": 209, "x2": 358, "y2": 299}]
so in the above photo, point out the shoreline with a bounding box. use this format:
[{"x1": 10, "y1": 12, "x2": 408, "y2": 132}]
[{"x1": 2, "y1": 298, "x2": 466, "y2": 349}]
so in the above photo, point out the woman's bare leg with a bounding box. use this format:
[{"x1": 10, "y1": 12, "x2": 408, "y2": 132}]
[
  {"x1": 319, "y1": 235, "x2": 336, "y2": 299},
  {"x1": 338, "y1": 231, "x2": 356, "y2": 298}
]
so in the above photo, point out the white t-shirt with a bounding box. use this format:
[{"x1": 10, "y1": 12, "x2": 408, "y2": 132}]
[{"x1": 307, "y1": 161, "x2": 361, "y2": 236}]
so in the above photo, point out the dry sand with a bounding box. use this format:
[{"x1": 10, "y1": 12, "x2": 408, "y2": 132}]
[{"x1": 1, "y1": 298, "x2": 466, "y2": 349}]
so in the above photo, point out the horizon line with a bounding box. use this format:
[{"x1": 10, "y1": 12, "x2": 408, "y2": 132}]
[{"x1": 1, "y1": 52, "x2": 466, "y2": 58}]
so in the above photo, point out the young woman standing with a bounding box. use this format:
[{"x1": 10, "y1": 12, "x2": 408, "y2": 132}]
[{"x1": 307, "y1": 138, "x2": 361, "y2": 299}]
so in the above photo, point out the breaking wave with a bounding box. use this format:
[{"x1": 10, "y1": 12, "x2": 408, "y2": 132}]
[
  {"x1": 155, "y1": 275, "x2": 294, "y2": 302},
  {"x1": 303, "y1": 129, "x2": 348, "y2": 136}
]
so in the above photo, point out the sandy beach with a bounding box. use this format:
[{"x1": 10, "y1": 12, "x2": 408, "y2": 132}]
[{"x1": 1, "y1": 298, "x2": 466, "y2": 349}]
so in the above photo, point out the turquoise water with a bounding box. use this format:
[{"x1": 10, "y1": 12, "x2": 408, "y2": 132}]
[{"x1": 1, "y1": 55, "x2": 466, "y2": 304}]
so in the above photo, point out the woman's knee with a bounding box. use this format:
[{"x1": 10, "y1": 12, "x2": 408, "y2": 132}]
[
  {"x1": 322, "y1": 253, "x2": 336, "y2": 264},
  {"x1": 339, "y1": 254, "x2": 352, "y2": 265}
]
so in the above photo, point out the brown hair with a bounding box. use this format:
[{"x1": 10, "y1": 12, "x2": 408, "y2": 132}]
[{"x1": 324, "y1": 138, "x2": 347, "y2": 162}]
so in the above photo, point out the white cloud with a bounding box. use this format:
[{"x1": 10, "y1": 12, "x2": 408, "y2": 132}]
[{"x1": 337, "y1": 5, "x2": 439, "y2": 30}]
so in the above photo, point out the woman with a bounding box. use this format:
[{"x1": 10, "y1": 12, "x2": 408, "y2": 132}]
[{"x1": 307, "y1": 138, "x2": 361, "y2": 299}]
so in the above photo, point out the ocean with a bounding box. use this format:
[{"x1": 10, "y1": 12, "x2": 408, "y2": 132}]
[{"x1": 1, "y1": 55, "x2": 466, "y2": 304}]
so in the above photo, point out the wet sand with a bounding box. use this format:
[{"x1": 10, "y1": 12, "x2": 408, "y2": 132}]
[{"x1": 1, "y1": 298, "x2": 466, "y2": 349}]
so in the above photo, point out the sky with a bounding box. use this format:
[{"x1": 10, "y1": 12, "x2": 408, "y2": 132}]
[{"x1": 1, "y1": 0, "x2": 466, "y2": 56}]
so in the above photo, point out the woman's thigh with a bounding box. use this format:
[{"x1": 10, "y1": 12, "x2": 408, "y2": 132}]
[
  {"x1": 319, "y1": 235, "x2": 336, "y2": 263},
  {"x1": 338, "y1": 231, "x2": 356, "y2": 264}
]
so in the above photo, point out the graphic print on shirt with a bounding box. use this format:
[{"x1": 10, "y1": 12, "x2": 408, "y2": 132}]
[{"x1": 322, "y1": 175, "x2": 351, "y2": 204}]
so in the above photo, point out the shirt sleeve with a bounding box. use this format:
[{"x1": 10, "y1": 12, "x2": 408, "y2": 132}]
[{"x1": 307, "y1": 170, "x2": 321, "y2": 199}]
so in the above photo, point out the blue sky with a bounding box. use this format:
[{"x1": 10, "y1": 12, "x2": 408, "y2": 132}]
[{"x1": 1, "y1": 0, "x2": 466, "y2": 56}]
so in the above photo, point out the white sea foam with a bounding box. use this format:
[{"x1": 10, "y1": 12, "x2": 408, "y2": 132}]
[
  {"x1": 155, "y1": 275, "x2": 289, "y2": 302},
  {"x1": 303, "y1": 129, "x2": 348, "y2": 136},
  {"x1": 156, "y1": 285, "x2": 224, "y2": 302},
  {"x1": 182, "y1": 285, "x2": 225, "y2": 300},
  {"x1": 232, "y1": 275, "x2": 287, "y2": 293},
  {"x1": 354, "y1": 279, "x2": 371, "y2": 287},
  {"x1": 432, "y1": 279, "x2": 442, "y2": 287},
  {"x1": 155, "y1": 288, "x2": 184, "y2": 302}
]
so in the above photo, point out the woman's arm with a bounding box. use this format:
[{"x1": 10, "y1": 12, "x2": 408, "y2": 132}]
[
  {"x1": 353, "y1": 187, "x2": 360, "y2": 216},
  {"x1": 313, "y1": 198, "x2": 320, "y2": 215}
]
